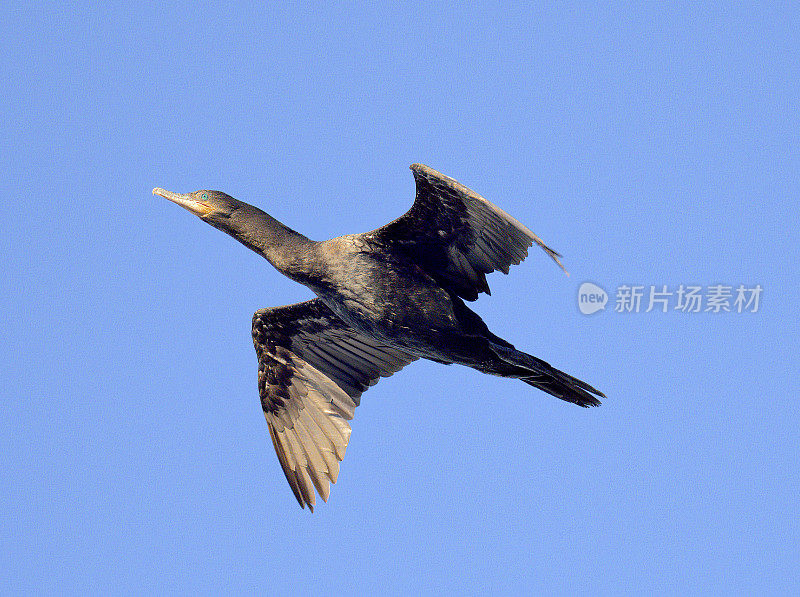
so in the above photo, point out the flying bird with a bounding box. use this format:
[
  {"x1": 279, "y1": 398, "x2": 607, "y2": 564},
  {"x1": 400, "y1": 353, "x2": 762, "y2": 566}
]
[{"x1": 154, "y1": 164, "x2": 603, "y2": 511}]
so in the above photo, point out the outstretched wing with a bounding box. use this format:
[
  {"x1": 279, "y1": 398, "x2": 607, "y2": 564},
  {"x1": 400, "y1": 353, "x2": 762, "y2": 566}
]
[
  {"x1": 368, "y1": 164, "x2": 565, "y2": 301},
  {"x1": 252, "y1": 299, "x2": 416, "y2": 511}
]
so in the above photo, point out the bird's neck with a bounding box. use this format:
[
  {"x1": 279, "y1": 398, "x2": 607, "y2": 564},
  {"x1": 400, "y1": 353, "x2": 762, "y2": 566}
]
[{"x1": 229, "y1": 210, "x2": 319, "y2": 280}]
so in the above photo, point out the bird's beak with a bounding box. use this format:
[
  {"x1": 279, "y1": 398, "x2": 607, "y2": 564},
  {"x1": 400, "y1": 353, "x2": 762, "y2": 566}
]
[{"x1": 153, "y1": 188, "x2": 214, "y2": 217}]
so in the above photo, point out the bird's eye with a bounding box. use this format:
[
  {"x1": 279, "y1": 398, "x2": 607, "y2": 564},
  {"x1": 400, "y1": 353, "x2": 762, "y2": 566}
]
[{"x1": 201, "y1": 193, "x2": 208, "y2": 200}]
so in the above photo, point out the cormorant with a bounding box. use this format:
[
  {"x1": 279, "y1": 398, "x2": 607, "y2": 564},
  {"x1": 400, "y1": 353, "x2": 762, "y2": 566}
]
[{"x1": 154, "y1": 164, "x2": 604, "y2": 511}]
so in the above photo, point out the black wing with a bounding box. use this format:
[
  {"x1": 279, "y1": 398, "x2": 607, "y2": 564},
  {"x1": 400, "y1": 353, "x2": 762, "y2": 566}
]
[
  {"x1": 368, "y1": 164, "x2": 565, "y2": 301},
  {"x1": 252, "y1": 299, "x2": 416, "y2": 511}
]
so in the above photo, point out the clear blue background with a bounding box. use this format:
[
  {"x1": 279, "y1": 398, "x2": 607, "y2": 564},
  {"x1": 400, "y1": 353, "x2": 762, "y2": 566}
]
[{"x1": 4, "y1": 2, "x2": 798, "y2": 594}]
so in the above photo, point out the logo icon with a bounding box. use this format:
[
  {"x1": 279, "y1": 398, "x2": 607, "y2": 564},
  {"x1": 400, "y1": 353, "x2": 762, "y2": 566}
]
[{"x1": 578, "y1": 282, "x2": 608, "y2": 315}]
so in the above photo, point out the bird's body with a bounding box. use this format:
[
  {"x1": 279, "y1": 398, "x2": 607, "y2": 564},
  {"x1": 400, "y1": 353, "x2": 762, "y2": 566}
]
[
  {"x1": 154, "y1": 164, "x2": 604, "y2": 511},
  {"x1": 305, "y1": 239, "x2": 468, "y2": 355}
]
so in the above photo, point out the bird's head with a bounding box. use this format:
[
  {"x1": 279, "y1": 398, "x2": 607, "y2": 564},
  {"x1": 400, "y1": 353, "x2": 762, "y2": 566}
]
[
  {"x1": 153, "y1": 187, "x2": 309, "y2": 263},
  {"x1": 153, "y1": 187, "x2": 243, "y2": 223},
  {"x1": 153, "y1": 187, "x2": 268, "y2": 240}
]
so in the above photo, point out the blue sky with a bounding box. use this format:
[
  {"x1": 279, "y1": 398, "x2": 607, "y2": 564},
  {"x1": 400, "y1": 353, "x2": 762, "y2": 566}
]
[{"x1": 4, "y1": 2, "x2": 798, "y2": 594}]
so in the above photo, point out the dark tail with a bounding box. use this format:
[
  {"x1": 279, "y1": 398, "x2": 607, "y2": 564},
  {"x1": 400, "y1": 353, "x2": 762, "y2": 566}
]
[{"x1": 489, "y1": 344, "x2": 605, "y2": 408}]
